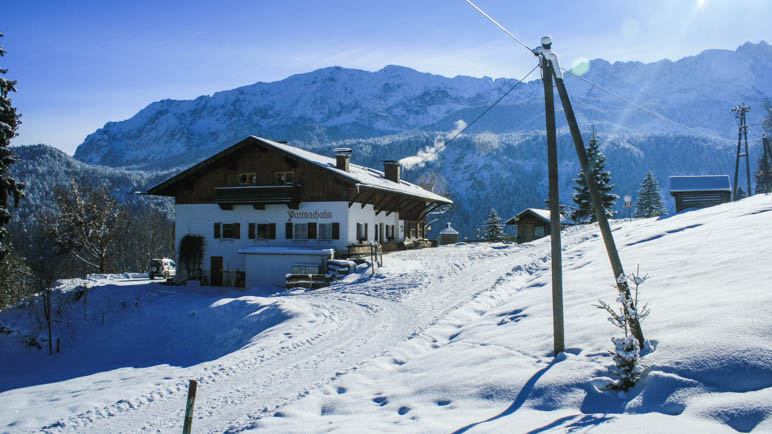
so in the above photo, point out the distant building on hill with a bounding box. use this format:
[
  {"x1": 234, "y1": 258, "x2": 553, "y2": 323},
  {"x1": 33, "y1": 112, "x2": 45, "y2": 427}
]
[
  {"x1": 505, "y1": 208, "x2": 565, "y2": 244},
  {"x1": 669, "y1": 175, "x2": 731, "y2": 212}
]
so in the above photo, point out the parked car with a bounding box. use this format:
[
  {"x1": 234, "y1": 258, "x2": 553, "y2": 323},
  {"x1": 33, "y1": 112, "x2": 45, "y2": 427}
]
[{"x1": 149, "y1": 258, "x2": 176, "y2": 280}]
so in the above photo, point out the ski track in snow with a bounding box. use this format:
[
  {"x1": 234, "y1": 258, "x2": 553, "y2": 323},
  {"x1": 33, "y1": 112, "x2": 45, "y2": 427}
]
[{"x1": 40, "y1": 243, "x2": 542, "y2": 434}]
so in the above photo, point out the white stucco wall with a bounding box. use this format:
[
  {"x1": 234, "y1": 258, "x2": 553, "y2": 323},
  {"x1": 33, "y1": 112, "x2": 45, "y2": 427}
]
[
  {"x1": 174, "y1": 201, "x2": 403, "y2": 284},
  {"x1": 242, "y1": 251, "x2": 333, "y2": 289}
]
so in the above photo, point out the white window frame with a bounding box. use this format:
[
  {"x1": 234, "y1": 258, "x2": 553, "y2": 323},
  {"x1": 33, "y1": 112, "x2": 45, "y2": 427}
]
[
  {"x1": 318, "y1": 223, "x2": 333, "y2": 240},
  {"x1": 293, "y1": 223, "x2": 308, "y2": 240},
  {"x1": 239, "y1": 172, "x2": 257, "y2": 185}
]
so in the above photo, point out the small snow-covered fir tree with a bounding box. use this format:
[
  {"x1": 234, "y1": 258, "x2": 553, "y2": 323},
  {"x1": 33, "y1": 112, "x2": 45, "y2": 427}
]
[
  {"x1": 0, "y1": 33, "x2": 24, "y2": 261},
  {"x1": 571, "y1": 131, "x2": 617, "y2": 223},
  {"x1": 482, "y1": 208, "x2": 504, "y2": 242},
  {"x1": 634, "y1": 171, "x2": 666, "y2": 218},
  {"x1": 595, "y1": 268, "x2": 651, "y2": 391}
]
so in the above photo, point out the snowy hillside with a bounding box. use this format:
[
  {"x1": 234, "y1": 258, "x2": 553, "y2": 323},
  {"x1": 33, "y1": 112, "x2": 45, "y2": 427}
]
[
  {"x1": 1, "y1": 195, "x2": 770, "y2": 433},
  {"x1": 72, "y1": 42, "x2": 771, "y2": 169}
]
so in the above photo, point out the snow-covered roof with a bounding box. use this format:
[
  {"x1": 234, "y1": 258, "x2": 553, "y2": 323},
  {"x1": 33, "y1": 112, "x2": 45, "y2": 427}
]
[
  {"x1": 439, "y1": 222, "x2": 459, "y2": 235},
  {"x1": 506, "y1": 208, "x2": 566, "y2": 225},
  {"x1": 148, "y1": 136, "x2": 452, "y2": 205},
  {"x1": 261, "y1": 137, "x2": 451, "y2": 203},
  {"x1": 669, "y1": 175, "x2": 731, "y2": 193},
  {"x1": 238, "y1": 246, "x2": 335, "y2": 256}
]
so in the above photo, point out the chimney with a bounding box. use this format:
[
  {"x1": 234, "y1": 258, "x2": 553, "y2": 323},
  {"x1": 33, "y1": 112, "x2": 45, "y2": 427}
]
[
  {"x1": 384, "y1": 160, "x2": 401, "y2": 183},
  {"x1": 334, "y1": 148, "x2": 352, "y2": 172}
]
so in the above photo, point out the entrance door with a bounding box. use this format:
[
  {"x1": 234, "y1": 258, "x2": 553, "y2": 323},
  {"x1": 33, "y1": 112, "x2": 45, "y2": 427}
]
[{"x1": 210, "y1": 256, "x2": 223, "y2": 286}]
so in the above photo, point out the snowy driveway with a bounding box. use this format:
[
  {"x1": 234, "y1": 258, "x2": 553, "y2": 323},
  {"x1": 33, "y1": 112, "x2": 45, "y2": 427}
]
[{"x1": 41, "y1": 243, "x2": 534, "y2": 433}]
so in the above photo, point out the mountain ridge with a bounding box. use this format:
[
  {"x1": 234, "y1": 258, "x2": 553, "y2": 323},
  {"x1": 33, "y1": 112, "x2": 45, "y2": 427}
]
[{"x1": 73, "y1": 41, "x2": 771, "y2": 169}]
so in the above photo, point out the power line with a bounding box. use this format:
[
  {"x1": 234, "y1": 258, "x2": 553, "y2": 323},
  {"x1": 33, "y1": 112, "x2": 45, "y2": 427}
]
[
  {"x1": 463, "y1": 1, "x2": 763, "y2": 144},
  {"x1": 464, "y1": 0, "x2": 533, "y2": 54},
  {"x1": 561, "y1": 68, "x2": 763, "y2": 143},
  {"x1": 435, "y1": 64, "x2": 539, "y2": 153}
]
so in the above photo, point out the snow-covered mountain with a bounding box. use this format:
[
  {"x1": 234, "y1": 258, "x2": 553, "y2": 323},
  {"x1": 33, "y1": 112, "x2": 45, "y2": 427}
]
[{"x1": 73, "y1": 42, "x2": 772, "y2": 169}]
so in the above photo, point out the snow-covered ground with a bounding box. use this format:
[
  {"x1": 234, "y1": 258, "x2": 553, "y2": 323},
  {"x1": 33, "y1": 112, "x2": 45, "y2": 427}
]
[{"x1": 1, "y1": 195, "x2": 771, "y2": 433}]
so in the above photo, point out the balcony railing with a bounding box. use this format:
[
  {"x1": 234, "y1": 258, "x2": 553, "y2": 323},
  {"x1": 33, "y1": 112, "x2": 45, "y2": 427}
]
[{"x1": 214, "y1": 185, "x2": 300, "y2": 205}]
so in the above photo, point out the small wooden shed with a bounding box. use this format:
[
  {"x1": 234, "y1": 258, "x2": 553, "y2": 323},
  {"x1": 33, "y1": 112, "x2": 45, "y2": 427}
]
[
  {"x1": 506, "y1": 208, "x2": 564, "y2": 244},
  {"x1": 669, "y1": 175, "x2": 731, "y2": 212},
  {"x1": 438, "y1": 222, "x2": 460, "y2": 245}
]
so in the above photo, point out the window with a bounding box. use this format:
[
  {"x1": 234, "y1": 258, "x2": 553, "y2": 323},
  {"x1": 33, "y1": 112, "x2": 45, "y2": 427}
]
[
  {"x1": 293, "y1": 223, "x2": 308, "y2": 240},
  {"x1": 239, "y1": 172, "x2": 257, "y2": 185},
  {"x1": 534, "y1": 226, "x2": 545, "y2": 237},
  {"x1": 292, "y1": 264, "x2": 320, "y2": 274},
  {"x1": 256, "y1": 223, "x2": 276, "y2": 240},
  {"x1": 357, "y1": 223, "x2": 368, "y2": 242},
  {"x1": 215, "y1": 222, "x2": 240, "y2": 239},
  {"x1": 319, "y1": 223, "x2": 333, "y2": 240},
  {"x1": 275, "y1": 171, "x2": 295, "y2": 185}
]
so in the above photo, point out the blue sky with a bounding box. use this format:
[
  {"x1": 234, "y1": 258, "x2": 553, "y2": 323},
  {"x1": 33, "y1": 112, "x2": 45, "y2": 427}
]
[{"x1": 4, "y1": 0, "x2": 771, "y2": 154}]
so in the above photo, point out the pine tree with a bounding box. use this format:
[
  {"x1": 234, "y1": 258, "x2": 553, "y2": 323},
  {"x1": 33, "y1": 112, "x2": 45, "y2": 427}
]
[
  {"x1": 756, "y1": 137, "x2": 772, "y2": 194},
  {"x1": 483, "y1": 208, "x2": 504, "y2": 242},
  {"x1": 571, "y1": 131, "x2": 617, "y2": 223},
  {"x1": 0, "y1": 32, "x2": 24, "y2": 261},
  {"x1": 634, "y1": 171, "x2": 667, "y2": 218}
]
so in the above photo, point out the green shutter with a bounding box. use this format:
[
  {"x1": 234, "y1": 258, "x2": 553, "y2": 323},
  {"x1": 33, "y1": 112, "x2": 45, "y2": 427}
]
[
  {"x1": 214, "y1": 223, "x2": 221, "y2": 239},
  {"x1": 233, "y1": 223, "x2": 241, "y2": 239},
  {"x1": 308, "y1": 222, "x2": 317, "y2": 239},
  {"x1": 285, "y1": 222, "x2": 293, "y2": 239},
  {"x1": 248, "y1": 223, "x2": 255, "y2": 239},
  {"x1": 269, "y1": 223, "x2": 277, "y2": 239}
]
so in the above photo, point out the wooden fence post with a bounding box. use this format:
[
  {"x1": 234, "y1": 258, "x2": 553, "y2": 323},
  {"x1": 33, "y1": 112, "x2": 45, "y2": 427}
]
[{"x1": 182, "y1": 379, "x2": 197, "y2": 434}]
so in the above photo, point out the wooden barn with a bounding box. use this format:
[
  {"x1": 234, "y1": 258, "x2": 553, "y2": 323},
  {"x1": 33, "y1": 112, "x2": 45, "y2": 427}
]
[
  {"x1": 505, "y1": 208, "x2": 564, "y2": 244},
  {"x1": 669, "y1": 175, "x2": 731, "y2": 212}
]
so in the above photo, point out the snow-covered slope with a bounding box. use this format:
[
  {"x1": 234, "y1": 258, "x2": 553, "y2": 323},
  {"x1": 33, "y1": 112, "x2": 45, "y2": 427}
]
[
  {"x1": 72, "y1": 42, "x2": 772, "y2": 169},
  {"x1": 255, "y1": 195, "x2": 772, "y2": 433},
  {"x1": 1, "y1": 196, "x2": 770, "y2": 432}
]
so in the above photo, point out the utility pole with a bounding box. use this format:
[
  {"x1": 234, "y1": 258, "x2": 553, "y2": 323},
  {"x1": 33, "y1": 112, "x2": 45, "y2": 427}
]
[
  {"x1": 535, "y1": 37, "x2": 646, "y2": 349},
  {"x1": 731, "y1": 103, "x2": 752, "y2": 199},
  {"x1": 538, "y1": 37, "x2": 564, "y2": 355}
]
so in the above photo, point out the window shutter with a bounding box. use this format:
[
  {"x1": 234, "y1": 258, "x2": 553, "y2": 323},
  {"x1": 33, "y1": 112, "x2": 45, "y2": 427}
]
[
  {"x1": 234, "y1": 223, "x2": 241, "y2": 239},
  {"x1": 285, "y1": 222, "x2": 293, "y2": 239},
  {"x1": 332, "y1": 222, "x2": 340, "y2": 240},
  {"x1": 365, "y1": 223, "x2": 369, "y2": 240},
  {"x1": 248, "y1": 223, "x2": 255, "y2": 239},
  {"x1": 269, "y1": 223, "x2": 277, "y2": 239},
  {"x1": 308, "y1": 222, "x2": 317, "y2": 239},
  {"x1": 214, "y1": 223, "x2": 221, "y2": 239}
]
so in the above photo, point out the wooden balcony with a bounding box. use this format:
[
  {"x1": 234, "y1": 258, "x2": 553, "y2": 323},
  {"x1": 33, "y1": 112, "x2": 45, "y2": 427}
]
[{"x1": 215, "y1": 185, "x2": 300, "y2": 207}]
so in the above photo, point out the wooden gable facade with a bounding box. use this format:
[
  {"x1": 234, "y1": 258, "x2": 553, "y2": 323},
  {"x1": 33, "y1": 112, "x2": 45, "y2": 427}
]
[{"x1": 148, "y1": 136, "x2": 447, "y2": 223}]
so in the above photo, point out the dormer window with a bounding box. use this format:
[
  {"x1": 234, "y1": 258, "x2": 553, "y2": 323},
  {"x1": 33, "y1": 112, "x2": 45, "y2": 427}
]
[
  {"x1": 275, "y1": 171, "x2": 294, "y2": 185},
  {"x1": 239, "y1": 172, "x2": 257, "y2": 185}
]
